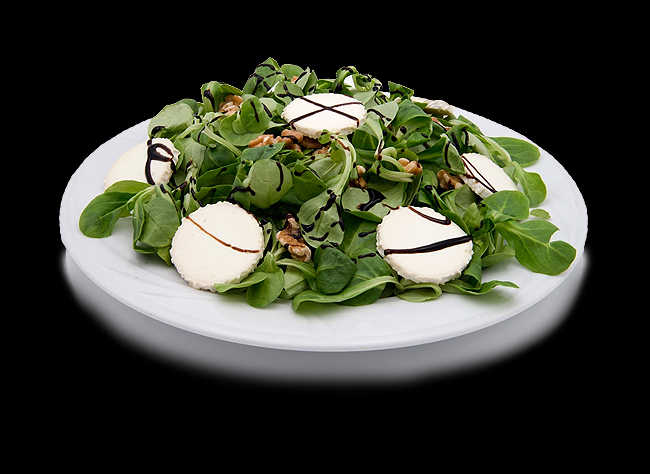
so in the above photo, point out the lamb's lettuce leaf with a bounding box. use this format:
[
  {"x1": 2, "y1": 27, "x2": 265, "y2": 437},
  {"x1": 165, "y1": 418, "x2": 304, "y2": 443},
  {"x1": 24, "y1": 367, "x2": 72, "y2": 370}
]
[{"x1": 79, "y1": 181, "x2": 151, "y2": 238}]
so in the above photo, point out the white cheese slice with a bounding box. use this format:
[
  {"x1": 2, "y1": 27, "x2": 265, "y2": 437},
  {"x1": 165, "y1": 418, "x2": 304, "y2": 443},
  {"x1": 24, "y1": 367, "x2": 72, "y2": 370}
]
[
  {"x1": 376, "y1": 206, "x2": 473, "y2": 284},
  {"x1": 170, "y1": 202, "x2": 264, "y2": 290},
  {"x1": 411, "y1": 97, "x2": 454, "y2": 116},
  {"x1": 460, "y1": 153, "x2": 518, "y2": 199},
  {"x1": 281, "y1": 93, "x2": 367, "y2": 138},
  {"x1": 104, "y1": 138, "x2": 179, "y2": 190}
]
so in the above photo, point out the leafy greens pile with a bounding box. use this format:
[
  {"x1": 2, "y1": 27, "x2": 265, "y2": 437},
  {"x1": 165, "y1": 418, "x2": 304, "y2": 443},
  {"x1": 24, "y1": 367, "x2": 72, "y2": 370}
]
[{"x1": 79, "y1": 58, "x2": 576, "y2": 310}]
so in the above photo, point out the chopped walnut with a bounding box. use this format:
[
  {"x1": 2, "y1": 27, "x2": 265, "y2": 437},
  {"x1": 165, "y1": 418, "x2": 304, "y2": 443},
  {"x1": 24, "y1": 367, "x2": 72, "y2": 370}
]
[
  {"x1": 248, "y1": 130, "x2": 302, "y2": 151},
  {"x1": 300, "y1": 136, "x2": 325, "y2": 149},
  {"x1": 398, "y1": 158, "x2": 423, "y2": 175},
  {"x1": 281, "y1": 129, "x2": 303, "y2": 142},
  {"x1": 277, "y1": 214, "x2": 312, "y2": 262},
  {"x1": 247, "y1": 128, "x2": 331, "y2": 153},
  {"x1": 349, "y1": 164, "x2": 367, "y2": 189},
  {"x1": 248, "y1": 134, "x2": 277, "y2": 148},
  {"x1": 315, "y1": 145, "x2": 330, "y2": 155},
  {"x1": 218, "y1": 94, "x2": 243, "y2": 116},
  {"x1": 437, "y1": 169, "x2": 463, "y2": 190},
  {"x1": 279, "y1": 129, "x2": 303, "y2": 150}
]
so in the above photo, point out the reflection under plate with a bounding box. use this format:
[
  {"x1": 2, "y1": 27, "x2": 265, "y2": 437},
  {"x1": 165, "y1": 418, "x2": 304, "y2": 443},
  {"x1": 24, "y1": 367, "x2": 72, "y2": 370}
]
[{"x1": 62, "y1": 249, "x2": 588, "y2": 386}]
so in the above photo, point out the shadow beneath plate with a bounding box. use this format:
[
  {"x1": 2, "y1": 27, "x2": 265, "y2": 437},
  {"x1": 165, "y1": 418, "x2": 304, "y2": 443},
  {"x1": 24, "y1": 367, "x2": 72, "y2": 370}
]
[{"x1": 60, "y1": 248, "x2": 589, "y2": 389}]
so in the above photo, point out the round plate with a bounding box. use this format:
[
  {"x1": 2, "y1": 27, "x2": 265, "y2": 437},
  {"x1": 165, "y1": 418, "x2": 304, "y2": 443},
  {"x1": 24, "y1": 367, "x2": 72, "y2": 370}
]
[{"x1": 59, "y1": 108, "x2": 588, "y2": 352}]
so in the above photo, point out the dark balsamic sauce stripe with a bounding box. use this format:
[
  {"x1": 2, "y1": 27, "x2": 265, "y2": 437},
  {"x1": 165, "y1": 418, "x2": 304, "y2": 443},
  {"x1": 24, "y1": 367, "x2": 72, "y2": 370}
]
[
  {"x1": 383, "y1": 235, "x2": 472, "y2": 256},
  {"x1": 300, "y1": 188, "x2": 345, "y2": 243},
  {"x1": 145, "y1": 139, "x2": 176, "y2": 185},
  {"x1": 186, "y1": 216, "x2": 260, "y2": 254},
  {"x1": 407, "y1": 206, "x2": 450, "y2": 225},
  {"x1": 357, "y1": 229, "x2": 376, "y2": 238},
  {"x1": 203, "y1": 89, "x2": 215, "y2": 110},
  {"x1": 382, "y1": 206, "x2": 471, "y2": 256},
  {"x1": 275, "y1": 161, "x2": 284, "y2": 192},
  {"x1": 289, "y1": 96, "x2": 363, "y2": 127},
  {"x1": 357, "y1": 188, "x2": 386, "y2": 212},
  {"x1": 461, "y1": 155, "x2": 498, "y2": 194}
]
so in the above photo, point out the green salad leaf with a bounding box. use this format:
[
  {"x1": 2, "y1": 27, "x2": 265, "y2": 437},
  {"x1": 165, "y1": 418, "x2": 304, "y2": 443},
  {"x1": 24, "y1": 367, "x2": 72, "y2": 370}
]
[
  {"x1": 491, "y1": 137, "x2": 540, "y2": 167},
  {"x1": 132, "y1": 184, "x2": 181, "y2": 264},
  {"x1": 79, "y1": 181, "x2": 151, "y2": 238},
  {"x1": 214, "y1": 253, "x2": 285, "y2": 308},
  {"x1": 313, "y1": 245, "x2": 356, "y2": 295},
  {"x1": 494, "y1": 220, "x2": 576, "y2": 275}
]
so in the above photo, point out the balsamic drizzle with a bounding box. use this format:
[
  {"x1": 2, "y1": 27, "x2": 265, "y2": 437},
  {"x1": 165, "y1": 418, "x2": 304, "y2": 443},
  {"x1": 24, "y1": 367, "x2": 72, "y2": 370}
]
[
  {"x1": 150, "y1": 125, "x2": 165, "y2": 136},
  {"x1": 145, "y1": 139, "x2": 176, "y2": 185},
  {"x1": 248, "y1": 62, "x2": 279, "y2": 96},
  {"x1": 407, "y1": 206, "x2": 450, "y2": 225},
  {"x1": 275, "y1": 160, "x2": 285, "y2": 192},
  {"x1": 356, "y1": 188, "x2": 386, "y2": 212},
  {"x1": 288, "y1": 96, "x2": 363, "y2": 128},
  {"x1": 314, "y1": 189, "x2": 338, "y2": 221},
  {"x1": 276, "y1": 83, "x2": 302, "y2": 101},
  {"x1": 203, "y1": 89, "x2": 216, "y2": 110},
  {"x1": 383, "y1": 235, "x2": 473, "y2": 256},
  {"x1": 226, "y1": 186, "x2": 255, "y2": 205},
  {"x1": 461, "y1": 155, "x2": 498, "y2": 194},
  {"x1": 300, "y1": 189, "x2": 345, "y2": 242},
  {"x1": 382, "y1": 206, "x2": 472, "y2": 256},
  {"x1": 250, "y1": 100, "x2": 260, "y2": 122},
  {"x1": 186, "y1": 216, "x2": 260, "y2": 254},
  {"x1": 357, "y1": 252, "x2": 377, "y2": 259},
  {"x1": 358, "y1": 229, "x2": 376, "y2": 238},
  {"x1": 366, "y1": 107, "x2": 391, "y2": 124},
  {"x1": 311, "y1": 232, "x2": 329, "y2": 242}
]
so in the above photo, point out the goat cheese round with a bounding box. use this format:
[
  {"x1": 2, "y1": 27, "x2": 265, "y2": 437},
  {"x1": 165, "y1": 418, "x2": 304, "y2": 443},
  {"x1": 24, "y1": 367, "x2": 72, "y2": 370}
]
[
  {"x1": 281, "y1": 93, "x2": 367, "y2": 138},
  {"x1": 460, "y1": 153, "x2": 518, "y2": 199},
  {"x1": 411, "y1": 97, "x2": 454, "y2": 116},
  {"x1": 376, "y1": 206, "x2": 473, "y2": 284},
  {"x1": 104, "y1": 138, "x2": 180, "y2": 190},
  {"x1": 170, "y1": 202, "x2": 264, "y2": 290}
]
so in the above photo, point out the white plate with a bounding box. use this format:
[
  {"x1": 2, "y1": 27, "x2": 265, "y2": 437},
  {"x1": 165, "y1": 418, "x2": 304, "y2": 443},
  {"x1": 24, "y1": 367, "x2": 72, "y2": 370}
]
[{"x1": 59, "y1": 108, "x2": 588, "y2": 352}]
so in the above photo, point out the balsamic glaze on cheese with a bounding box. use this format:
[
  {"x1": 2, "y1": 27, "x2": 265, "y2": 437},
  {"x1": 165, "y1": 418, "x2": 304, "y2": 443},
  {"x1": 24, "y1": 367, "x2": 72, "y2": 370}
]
[
  {"x1": 461, "y1": 155, "x2": 498, "y2": 194},
  {"x1": 383, "y1": 234, "x2": 472, "y2": 256},
  {"x1": 382, "y1": 206, "x2": 472, "y2": 256},
  {"x1": 288, "y1": 96, "x2": 363, "y2": 129},
  {"x1": 145, "y1": 139, "x2": 176, "y2": 185},
  {"x1": 186, "y1": 215, "x2": 260, "y2": 254}
]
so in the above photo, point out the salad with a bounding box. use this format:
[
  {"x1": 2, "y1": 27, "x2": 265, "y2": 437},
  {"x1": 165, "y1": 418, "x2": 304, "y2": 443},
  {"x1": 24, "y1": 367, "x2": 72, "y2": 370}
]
[{"x1": 79, "y1": 58, "x2": 576, "y2": 310}]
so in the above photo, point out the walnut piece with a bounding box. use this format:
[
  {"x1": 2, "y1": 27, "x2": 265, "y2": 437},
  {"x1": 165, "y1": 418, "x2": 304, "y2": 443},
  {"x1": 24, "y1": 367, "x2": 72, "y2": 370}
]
[
  {"x1": 299, "y1": 136, "x2": 323, "y2": 149},
  {"x1": 349, "y1": 164, "x2": 367, "y2": 189},
  {"x1": 248, "y1": 130, "x2": 303, "y2": 151},
  {"x1": 248, "y1": 128, "x2": 332, "y2": 153},
  {"x1": 218, "y1": 94, "x2": 243, "y2": 116},
  {"x1": 277, "y1": 214, "x2": 312, "y2": 262},
  {"x1": 280, "y1": 129, "x2": 304, "y2": 148},
  {"x1": 437, "y1": 169, "x2": 463, "y2": 190},
  {"x1": 315, "y1": 145, "x2": 330, "y2": 155},
  {"x1": 248, "y1": 134, "x2": 276, "y2": 148},
  {"x1": 398, "y1": 157, "x2": 423, "y2": 175}
]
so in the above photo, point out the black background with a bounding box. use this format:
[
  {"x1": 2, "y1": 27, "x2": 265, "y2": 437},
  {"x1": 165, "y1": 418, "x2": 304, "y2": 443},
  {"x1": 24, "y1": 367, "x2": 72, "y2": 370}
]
[{"x1": 52, "y1": 35, "x2": 599, "y2": 411}]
